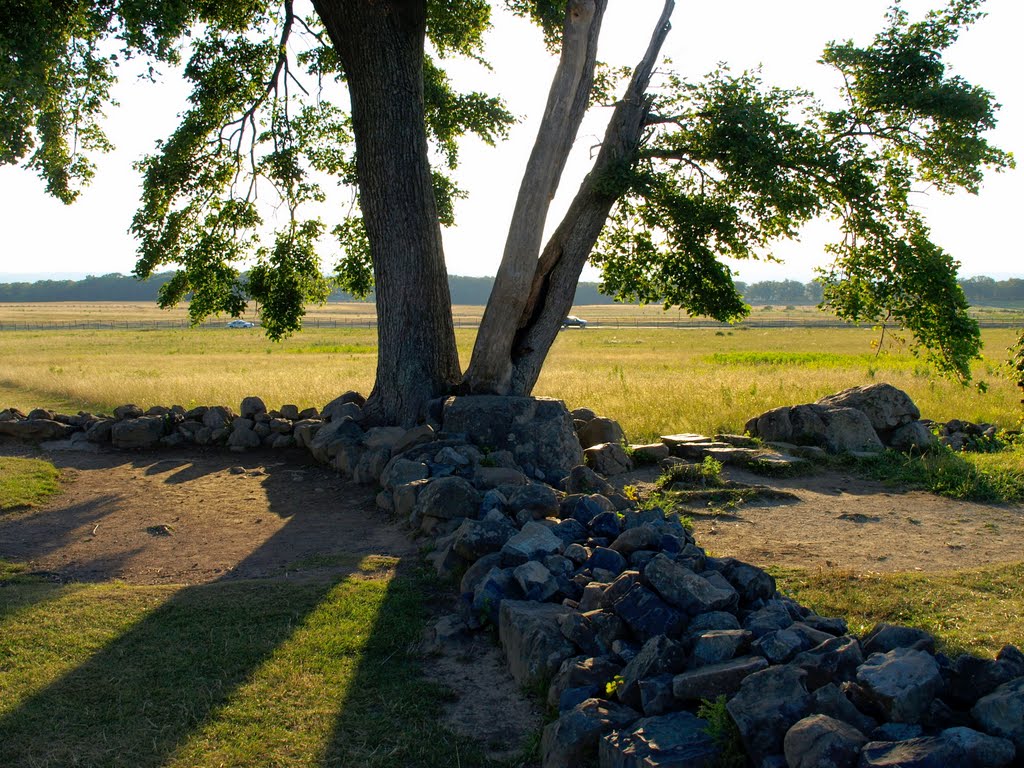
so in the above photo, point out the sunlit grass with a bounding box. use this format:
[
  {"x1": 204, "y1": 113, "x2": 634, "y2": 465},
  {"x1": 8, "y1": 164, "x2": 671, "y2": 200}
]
[
  {"x1": 0, "y1": 457, "x2": 61, "y2": 511},
  {"x1": 0, "y1": 321, "x2": 1019, "y2": 442},
  {"x1": 773, "y1": 563, "x2": 1024, "y2": 658},
  {"x1": 0, "y1": 563, "x2": 502, "y2": 768}
]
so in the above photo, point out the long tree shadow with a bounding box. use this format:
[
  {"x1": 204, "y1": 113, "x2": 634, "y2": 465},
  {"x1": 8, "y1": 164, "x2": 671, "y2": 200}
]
[{"x1": 0, "y1": 447, "x2": 443, "y2": 768}]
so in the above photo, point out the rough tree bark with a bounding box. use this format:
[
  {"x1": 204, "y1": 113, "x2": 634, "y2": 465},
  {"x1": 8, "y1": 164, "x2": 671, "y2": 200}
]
[
  {"x1": 475, "y1": 0, "x2": 676, "y2": 396},
  {"x1": 464, "y1": 0, "x2": 608, "y2": 394},
  {"x1": 314, "y1": 0, "x2": 461, "y2": 426}
]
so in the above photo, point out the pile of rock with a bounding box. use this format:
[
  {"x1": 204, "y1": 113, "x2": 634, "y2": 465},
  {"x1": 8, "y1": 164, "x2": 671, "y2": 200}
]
[
  {"x1": 932, "y1": 418, "x2": 1003, "y2": 453},
  {"x1": 745, "y1": 383, "x2": 937, "y2": 454},
  {"x1": 4, "y1": 384, "x2": 1022, "y2": 767}
]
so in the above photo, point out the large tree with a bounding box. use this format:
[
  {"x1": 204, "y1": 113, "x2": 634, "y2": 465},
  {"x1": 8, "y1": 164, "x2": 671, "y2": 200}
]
[{"x1": 1, "y1": 0, "x2": 1012, "y2": 424}]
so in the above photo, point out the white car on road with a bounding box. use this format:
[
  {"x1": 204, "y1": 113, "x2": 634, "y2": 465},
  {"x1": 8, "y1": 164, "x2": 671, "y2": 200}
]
[{"x1": 226, "y1": 319, "x2": 255, "y2": 328}]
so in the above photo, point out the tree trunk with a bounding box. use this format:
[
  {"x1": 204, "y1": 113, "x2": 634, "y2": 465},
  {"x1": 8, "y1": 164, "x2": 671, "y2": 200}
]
[
  {"x1": 508, "y1": 0, "x2": 675, "y2": 395},
  {"x1": 464, "y1": 0, "x2": 607, "y2": 394},
  {"x1": 314, "y1": 0, "x2": 460, "y2": 426}
]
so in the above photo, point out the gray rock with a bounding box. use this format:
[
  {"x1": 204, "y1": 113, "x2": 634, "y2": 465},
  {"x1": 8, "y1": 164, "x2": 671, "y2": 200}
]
[
  {"x1": 362, "y1": 425, "x2": 407, "y2": 452},
  {"x1": 507, "y1": 483, "x2": 560, "y2": 519},
  {"x1": 380, "y1": 458, "x2": 430, "y2": 490},
  {"x1": 889, "y1": 420, "x2": 938, "y2": 451},
  {"x1": 971, "y1": 677, "x2": 1024, "y2": 751},
  {"x1": 0, "y1": 418, "x2": 77, "y2": 441},
  {"x1": 862, "y1": 623, "x2": 936, "y2": 655},
  {"x1": 474, "y1": 466, "x2": 530, "y2": 489},
  {"x1": 541, "y1": 698, "x2": 639, "y2": 768},
  {"x1": 859, "y1": 726, "x2": 1016, "y2": 767},
  {"x1": 292, "y1": 419, "x2": 323, "y2": 449},
  {"x1": 501, "y1": 521, "x2": 565, "y2": 566},
  {"x1": 114, "y1": 403, "x2": 144, "y2": 420},
  {"x1": 743, "y1": 600, "x2": 794, "y2": 638},
  {"x1": 471, "y1": 567, "x2": 520, "y2": 627},
  {"x1": 321, "y1": 391, "x2": 365, "y2": 420},
  {"x1": 727, "y1": 665, "x2": 812, "y2": 764},
  {"x1": 227, "y1": 426, "x2": 261, "y2": 451},
  {"x1": 599, "y1": 711, "x2": 719, "y2": 768},
  {"x1": 110, "y1": 415, "x2": 165, "y2": 448},
  {"x1": 453, "y1": 518, "x2": 518, "y2": 561},
  {"x1": 691, "y1": 629, "x2": 752, "y2": 667},
  {"x1": 278, "y1": 404, "x2": 300, "y2": 420},
  {"x1": 548, "y1": 655, "x2": 623, "y2": 708},
  {"x1": 499, "y1": 600, "x2": 575, "y2": 689},
  {"x1": 308, "y1": 417, "x2": 364, "y2": 463},
  {"x1": 617, "y1": 635, "x2": 688, "y2": 709},
  {"x1": 268, "y1": 417, "x2": 292, "y2": 435},
  {"x1": 808, "y1": 405, "x2": 885, "y2": 453},
  {"x1": 443, "y1": 396, "x2": 583, "y2": 483},
  {"x1": 811, "y1": 683, "x2": 878, "y2": 735},
  {"x1": 754, "y1": 628, "x2": 808, "y2": 665},
  {"x1": 792, "y1": 635, "x2": 864, "y2": 690},
  {"x1": 644, "y1": 555, "x2": 738, "y2": 616},
  {"x1": 578, "y1": 417, "x2": 626, "y2": 449},
  {"x1": 628, "y1": 443, "x2": 670, "y2": 463},
  {"x1": 817, "y1": 383, "x2": 920, "y2": 436},
  {"x1": 459, "y1": 552, "x2": 502, "y2": 596},
  {"x1": 715, "y1": 558, "x2": 777, "y2": 605},
  {"x1": 352, "y1": 446, "x2": 391, "y2": 484},
  {"x1": 609, "y1": 583, "x2": 687, "y2": 641},
  {"x1": 585, "y1": 442, "x2": 634, "y2": 476},
  {"x1": 636, "y1": 674, "x2": 675, "y2": 717},
  {"x1": 856, "y1": 647, "x2": 943, "y2": 723},
  {"x1": 202, "y1": 405, "x2": 234, "y2": 430},
  {"x1": 239, "y1": 396, "x2": 266, "y2": 419},
  {"x1": 84, "y1": 418, "x2": 114, "y2": 443},
  {"x1": 672, "y1": 656, "x2": 769, "y2": 702},
  {"x1": 783, "y1": 714, "x2": 867, "y2": 768},
  {"x1": 689, "y1": 611, "x2": 742, "y2": 633},
  {"x1": 564, "y1": 465, "x2": 615, "y2": 496},
  {"x1": 609, "y1": 526, "x2": 664, "y2": 556},
  {"x1": 514, "y1": 560, "x2": 560, "y2": 602},
  {"x1": 415, "y1": 476, "x2": 481, "y2": 522}
]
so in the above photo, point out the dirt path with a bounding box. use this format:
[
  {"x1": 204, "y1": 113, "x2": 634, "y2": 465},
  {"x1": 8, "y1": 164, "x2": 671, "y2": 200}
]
[
  {"x1": 619, "y1": 464, "x2": 1024, "y2": 574},
  {"x1": 0, "y1": 439, "x2": 413, "y2": 584}
]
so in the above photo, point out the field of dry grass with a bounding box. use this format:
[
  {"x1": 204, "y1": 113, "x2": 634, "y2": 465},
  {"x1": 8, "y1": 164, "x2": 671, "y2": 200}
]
[
  {"x1": 2, "y1": 300, "x2": 1021, "y2": 328},
  {"x1": 1, "y1": 302, "x2": 1019, "y2": 440}
]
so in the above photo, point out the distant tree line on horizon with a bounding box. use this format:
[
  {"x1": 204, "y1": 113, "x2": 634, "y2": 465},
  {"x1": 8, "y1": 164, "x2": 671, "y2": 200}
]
[{"x1": 0, "y1": 271, "x2": 1021, "y2": 308}]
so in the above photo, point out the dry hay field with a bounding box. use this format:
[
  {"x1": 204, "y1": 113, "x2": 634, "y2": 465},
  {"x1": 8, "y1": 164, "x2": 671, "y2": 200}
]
[{"x1": 0, "y1": 302, "x2": 1020, "y2": 441}]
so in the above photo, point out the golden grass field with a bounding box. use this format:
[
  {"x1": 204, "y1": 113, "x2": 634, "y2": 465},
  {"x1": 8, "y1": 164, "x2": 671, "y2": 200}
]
[{"x1": 1, "y1": 302, "x2": 1020, "y2": 441}]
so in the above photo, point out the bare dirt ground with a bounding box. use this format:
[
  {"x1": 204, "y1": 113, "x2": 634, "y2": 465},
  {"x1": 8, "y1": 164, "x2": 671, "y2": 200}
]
[{"x1": 618, "y1": 464, "x2": 1024, "y2": 574}]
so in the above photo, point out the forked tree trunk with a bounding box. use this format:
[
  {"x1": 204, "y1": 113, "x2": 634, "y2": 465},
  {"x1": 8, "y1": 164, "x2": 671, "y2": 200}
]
[
  {"x1": 464, "y1": 0, "x2": 608, "y2": 394},
  {"x1": 475, "y1": 0, "x2": 676, "y2": 396},
  {"x1": 315, "y1": 0, "x2": 461, "y2": 426}
]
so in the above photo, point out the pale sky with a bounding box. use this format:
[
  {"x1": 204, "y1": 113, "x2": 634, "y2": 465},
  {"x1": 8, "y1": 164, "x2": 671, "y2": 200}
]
[{"x1": 0, "y1": 0, "x2": 1020, "y2": 284}]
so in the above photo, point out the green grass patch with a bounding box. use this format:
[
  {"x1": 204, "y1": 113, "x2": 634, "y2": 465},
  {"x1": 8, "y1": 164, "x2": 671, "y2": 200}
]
[
  {"x1": 772, "y1": 563, "x2": 1024, "y2": 658},
  {"x1": 705, "y1": 351, "x2": 913, "y2": 369},
  {"x1": 845, "y1": 447, "x2": 1024, "y2": 503},
  {"x1": 0, "y1": 563, "x2": 511, "y2": 768},
  {"x1": 0, "y1": 457, "x2": 61, "y2": 511},
  {"x1": 282, "y1": 343, "x2": 376, "y2": 355}
]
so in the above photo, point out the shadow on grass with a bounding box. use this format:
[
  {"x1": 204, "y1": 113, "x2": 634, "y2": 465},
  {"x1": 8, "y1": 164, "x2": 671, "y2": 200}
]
[{"x1": 0, "y1": 448, "x2": 506, "y2": 767}]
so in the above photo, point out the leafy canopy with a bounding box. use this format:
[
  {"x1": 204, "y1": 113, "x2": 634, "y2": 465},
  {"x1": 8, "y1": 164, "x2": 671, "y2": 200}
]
[
  {"x1": 0, "y1": 0, "x2": 1012, "y2": 379},
  {"x1": 592, "y1": 0, "x2": 1011, "y2": 381}
]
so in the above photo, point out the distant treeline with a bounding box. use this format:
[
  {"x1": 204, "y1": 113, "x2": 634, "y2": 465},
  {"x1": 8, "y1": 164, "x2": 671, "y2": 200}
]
[{"x1": 0, "y1": 271, "x2": 1021, "y2": 306}]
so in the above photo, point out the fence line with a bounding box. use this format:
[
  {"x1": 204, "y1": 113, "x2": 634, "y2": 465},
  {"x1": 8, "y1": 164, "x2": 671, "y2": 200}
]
[{"x1": 0, "y1": 317, "x2": 1020, "y2": 332}]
